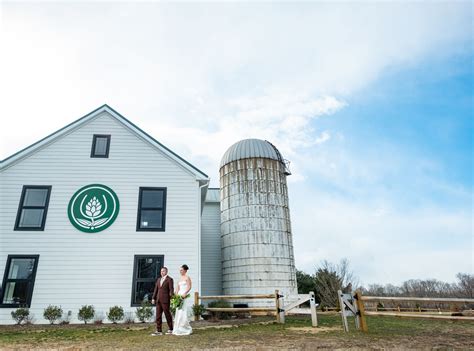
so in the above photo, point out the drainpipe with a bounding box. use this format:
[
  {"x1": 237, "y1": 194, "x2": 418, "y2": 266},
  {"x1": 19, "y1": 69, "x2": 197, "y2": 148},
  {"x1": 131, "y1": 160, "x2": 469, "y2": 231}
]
[{"x1": 197, "y1": 180, "x2": 209, "y2": 295}]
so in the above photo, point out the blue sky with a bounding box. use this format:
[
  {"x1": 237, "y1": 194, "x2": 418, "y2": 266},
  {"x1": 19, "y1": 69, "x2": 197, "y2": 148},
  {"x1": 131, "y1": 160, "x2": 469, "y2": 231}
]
[
  {"x1": 288, "y1": 50, "x2": 472, "y2": 284},
  {"x1": 311, "y1": 54, "x2": 472, "y2": 208},
  {"x1": 0, "y1": 2, "x2": 472, "y2": 285}
]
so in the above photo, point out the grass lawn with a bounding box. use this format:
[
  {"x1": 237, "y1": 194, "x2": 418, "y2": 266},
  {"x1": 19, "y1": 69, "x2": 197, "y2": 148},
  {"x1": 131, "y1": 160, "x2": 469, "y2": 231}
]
[{"x1": 0, "y1": 314, "x2": 472, "y2": 350}]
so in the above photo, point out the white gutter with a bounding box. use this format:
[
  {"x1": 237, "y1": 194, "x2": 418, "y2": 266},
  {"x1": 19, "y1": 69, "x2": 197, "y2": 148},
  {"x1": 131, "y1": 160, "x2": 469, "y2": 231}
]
[{"x1": 197, "y1": 180, "x2": 209, "y2": 295}]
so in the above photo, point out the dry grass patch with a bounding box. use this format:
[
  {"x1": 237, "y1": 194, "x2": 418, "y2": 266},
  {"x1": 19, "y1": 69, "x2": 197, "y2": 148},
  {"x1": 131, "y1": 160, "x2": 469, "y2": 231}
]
[{"x1": 0, "y1": 314, "x2": 472, "y2": 350}]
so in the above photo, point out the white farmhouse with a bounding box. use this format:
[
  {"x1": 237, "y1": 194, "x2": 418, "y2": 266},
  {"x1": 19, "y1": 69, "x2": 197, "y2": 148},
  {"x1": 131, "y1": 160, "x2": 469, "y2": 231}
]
[
  {"x1": 0, "y1": 105, "x2": 222, "y2": 324},
  {"x1": 0, "y1": 105, "x2": 298, "y2": 325}
]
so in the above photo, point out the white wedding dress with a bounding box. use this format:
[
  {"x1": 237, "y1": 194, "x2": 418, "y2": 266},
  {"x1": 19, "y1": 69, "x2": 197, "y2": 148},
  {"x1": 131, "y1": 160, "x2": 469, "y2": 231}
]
[{"x1": 172, "y1": 281, "x2": 193, "y2": 335}]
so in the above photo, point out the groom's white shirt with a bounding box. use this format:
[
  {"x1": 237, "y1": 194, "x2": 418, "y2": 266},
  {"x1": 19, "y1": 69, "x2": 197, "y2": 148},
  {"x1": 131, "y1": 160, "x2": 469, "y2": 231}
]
[{"x1": 160, "y1": 275, "x2": 168, "y2": 286}]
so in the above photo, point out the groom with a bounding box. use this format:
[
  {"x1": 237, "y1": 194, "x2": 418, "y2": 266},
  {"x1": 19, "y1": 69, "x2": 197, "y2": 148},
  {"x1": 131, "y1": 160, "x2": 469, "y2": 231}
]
[{"x1": 151, "y1": 267, "x2": 174, "y2": 335}]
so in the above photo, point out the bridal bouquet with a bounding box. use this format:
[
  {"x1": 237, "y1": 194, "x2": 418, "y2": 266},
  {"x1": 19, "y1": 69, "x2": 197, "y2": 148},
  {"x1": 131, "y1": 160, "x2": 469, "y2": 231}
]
[{"x1": 170, "y1": 294, "x2": 189, "y2": 313}]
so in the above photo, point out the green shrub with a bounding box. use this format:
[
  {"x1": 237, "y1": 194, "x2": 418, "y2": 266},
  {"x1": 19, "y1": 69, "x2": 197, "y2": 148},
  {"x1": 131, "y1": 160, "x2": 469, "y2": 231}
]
[
  {"x1": 43, "y1": 305, "x2": 63, "y2": 324},
  {"x1": 106, "y1": 306, "x2": 124, "y2": 324},
  {"x1": 78, "y1": 305, "x2": 95, "y2": 324},
  {"x1": 192, "y1": 303, "x2": 205, "y2": 317},
  {"x1": 136, "y1": 301, "x2": 153, "y2": 323},
  {"x1": 207, "y1": 300, "x2": 232, "y2": 320},
  {"x1": 11, "y1": 308, "x2": 30, "y2": 325}
]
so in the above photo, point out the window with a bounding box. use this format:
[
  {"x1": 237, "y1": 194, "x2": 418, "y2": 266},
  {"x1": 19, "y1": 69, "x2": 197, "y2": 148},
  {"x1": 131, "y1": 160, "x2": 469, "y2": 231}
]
[
  {"x1": 136, "y1": 187, "x2": 167, "y2": 231},
  {"x1": 14, "y1": 186, "x2": 52, "y2": 231},
  {"x1": 90, "y1": 134, "x2": 111, "y2": 158},
  {"x1": 130, "y1": 255, "x2": 163, "y2": 306},
  {"x1": 0, "y1": 255, "x2": 39, "y2": 308}
]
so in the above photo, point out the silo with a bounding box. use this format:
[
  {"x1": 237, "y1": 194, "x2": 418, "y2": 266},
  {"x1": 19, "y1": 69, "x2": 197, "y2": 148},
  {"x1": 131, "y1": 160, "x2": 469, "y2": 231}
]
[{"x1": 220, "y1": 139, "x2": 298, "y2": 300}]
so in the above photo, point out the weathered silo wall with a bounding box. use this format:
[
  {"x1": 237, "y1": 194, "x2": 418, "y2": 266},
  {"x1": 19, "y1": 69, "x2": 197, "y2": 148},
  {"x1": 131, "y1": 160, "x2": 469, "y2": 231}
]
[{"x1": 220, "y1": 139, "x2": 298, "y2": 300}]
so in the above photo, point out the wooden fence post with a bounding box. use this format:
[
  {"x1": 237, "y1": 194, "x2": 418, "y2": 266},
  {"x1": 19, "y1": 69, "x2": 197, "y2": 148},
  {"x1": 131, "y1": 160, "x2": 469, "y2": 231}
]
[
  {"x1": 338, "y1": 290, "x2": 349, "y2": 332},
  {"x1": 309, "y1": 291, "x2": 318, "y2": 327},
  {"x1": 354, "y1": 290, "x2": 368, "y2": 332},
  {"x1": 194, "y1": 291, "x2": 199, "y2": 321},
  {"x1": 279, "y1": 294, "x2": 285, "y2": 324},
  {"x1": 275, "y1": 290, "x2": 282, "y2": 324}
]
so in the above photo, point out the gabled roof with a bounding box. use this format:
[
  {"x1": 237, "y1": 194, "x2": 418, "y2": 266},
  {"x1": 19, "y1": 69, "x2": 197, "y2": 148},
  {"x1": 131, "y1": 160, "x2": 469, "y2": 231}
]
[{"x1": 0, "y1": 104, "x2": 209, "y2": 180}]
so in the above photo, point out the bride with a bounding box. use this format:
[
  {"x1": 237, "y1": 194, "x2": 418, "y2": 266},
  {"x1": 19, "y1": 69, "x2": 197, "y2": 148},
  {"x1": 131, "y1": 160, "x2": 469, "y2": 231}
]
[{"x1": 172, "y1": 264, "x2": 193, "y2": 335}]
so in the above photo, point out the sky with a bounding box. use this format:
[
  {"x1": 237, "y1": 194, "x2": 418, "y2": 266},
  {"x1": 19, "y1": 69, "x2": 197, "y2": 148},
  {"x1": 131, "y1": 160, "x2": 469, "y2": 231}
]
[{"x1": 0, "y1": 1, "x2": 472, "y2": 286}]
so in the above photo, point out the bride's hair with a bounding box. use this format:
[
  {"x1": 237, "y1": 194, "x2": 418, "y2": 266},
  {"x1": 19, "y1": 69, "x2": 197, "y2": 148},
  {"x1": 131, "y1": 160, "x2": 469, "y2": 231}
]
[{"x1": 181, "y1": 264, "x2": 189, "y2": 271}]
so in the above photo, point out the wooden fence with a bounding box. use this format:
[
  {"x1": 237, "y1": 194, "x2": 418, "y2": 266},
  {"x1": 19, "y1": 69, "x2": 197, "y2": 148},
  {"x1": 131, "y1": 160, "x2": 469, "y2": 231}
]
[
  {"x1": 194, "y1": 290, "x2": 284, "y2": 323},
  {"x1": 342, "y1": 290, "x2": 474, "y2": 332},
  {"x1": 281, "y1": 291, "x2": 318, "y2": 326},
  {"x1": 194, "y1": 291, "x2": 318, "y2": 327}
]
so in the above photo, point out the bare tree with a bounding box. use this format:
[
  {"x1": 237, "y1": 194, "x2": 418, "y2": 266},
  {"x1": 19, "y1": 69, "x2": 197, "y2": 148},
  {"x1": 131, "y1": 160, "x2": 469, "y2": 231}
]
[
  {"x1": 456, "y1": 273, "x2": 473, "y2": 298},
  {"x1": 313, "y1": 258, "x2": 359, "y2": 308}
]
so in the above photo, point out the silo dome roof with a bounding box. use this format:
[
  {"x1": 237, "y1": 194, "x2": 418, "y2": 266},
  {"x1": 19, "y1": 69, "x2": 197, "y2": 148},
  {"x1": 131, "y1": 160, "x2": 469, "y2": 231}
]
[{"x1": 220, "y1": 139, "x2": 284, "y2": 168}]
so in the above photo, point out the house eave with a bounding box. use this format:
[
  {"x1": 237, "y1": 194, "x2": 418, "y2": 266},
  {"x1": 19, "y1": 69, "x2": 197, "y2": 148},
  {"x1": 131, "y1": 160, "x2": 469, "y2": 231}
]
[{"x1": 0, "y1": 104, "x2": 209, "y2": 181}]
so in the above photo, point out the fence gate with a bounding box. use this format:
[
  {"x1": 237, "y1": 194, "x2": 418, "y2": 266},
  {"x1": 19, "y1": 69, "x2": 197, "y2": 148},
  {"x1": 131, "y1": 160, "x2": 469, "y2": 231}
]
[{"x1": 338, "y1": 290, "x2": 360, "y2": 332}]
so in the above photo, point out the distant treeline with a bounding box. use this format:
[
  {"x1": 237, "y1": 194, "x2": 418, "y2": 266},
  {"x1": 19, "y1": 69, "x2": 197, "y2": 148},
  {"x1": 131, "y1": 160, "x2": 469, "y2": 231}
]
[
  {"x1": 362, "y1": 273, "x2": 473, "y2": 299},
  {"x1": 297, "y1": 259, "x2": 473, "y2": 308}
]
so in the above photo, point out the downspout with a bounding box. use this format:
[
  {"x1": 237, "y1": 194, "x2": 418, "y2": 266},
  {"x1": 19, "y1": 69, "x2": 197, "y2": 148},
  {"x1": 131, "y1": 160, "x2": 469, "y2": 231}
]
[{"x1": 197, "y1": 180, "x2": 209, "y2": 295}]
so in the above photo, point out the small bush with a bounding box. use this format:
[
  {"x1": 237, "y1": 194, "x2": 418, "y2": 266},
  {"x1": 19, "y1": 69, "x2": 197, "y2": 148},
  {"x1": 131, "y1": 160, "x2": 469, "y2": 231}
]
[
  {"x1": 107, "y1": 306, "x2": 124, "y2": 324},
  {"x1": 78, "y1": 305, "x2": 95, "y2": 324},
  {"x1": 192, "y1": 303, "x2": 205, "y2": 318},
  {"x1": 11, "y1": 308, "x2": 30, "y2": 325},
  {"x1": 43, "y1": 305, "x2": 63, "y2": 324},
  {"x1": 207, "y1": 300, "x2": 232, "y2": 320},
  {"x1": 136, "y1": 301, "x2": 154, "y2": 323}
]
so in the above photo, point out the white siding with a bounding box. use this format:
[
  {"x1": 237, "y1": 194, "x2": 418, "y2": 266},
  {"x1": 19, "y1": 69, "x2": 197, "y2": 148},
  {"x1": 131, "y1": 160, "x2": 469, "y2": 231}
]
[
  {"x1": 0, "y1": 111, "x2": 202, "y2": 324},
  {"x1": 200, "y1": 196, "x2": 222, "y2": 296}
]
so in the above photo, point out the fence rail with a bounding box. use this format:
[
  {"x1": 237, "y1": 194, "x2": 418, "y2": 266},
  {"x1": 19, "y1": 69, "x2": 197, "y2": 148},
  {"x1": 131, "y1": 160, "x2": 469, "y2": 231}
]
[
  {"x1": 364, "y1": 311, "x2": 474, "y2": 321},
  {"x1": 194, "y1": 291, "x2": 318, "y2": 327},
  {"x1": 361, "y1": 296, "x2": 474, "y2": 304},
  {"x1": 194, "y1": 290, "x2": 284, "y2": 324},
  {"x1": 342, "y1": 290, "x2": 474, "y2": 332},
  {"x1": 199, "y1": 294, "x2": 275, "y2": 300},
  {"x1": 205, "y1": 307, "x2": 275, "y2": 312}
]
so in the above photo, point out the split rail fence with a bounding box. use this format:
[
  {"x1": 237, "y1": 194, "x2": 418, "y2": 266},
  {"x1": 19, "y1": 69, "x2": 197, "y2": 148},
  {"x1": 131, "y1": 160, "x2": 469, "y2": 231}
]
[
  {"x1": 194, "y1": 290, "x2": 318, "y2": 327},
  {"x1": 339, "y1": 290, "x2": 474, "y2": 332}
]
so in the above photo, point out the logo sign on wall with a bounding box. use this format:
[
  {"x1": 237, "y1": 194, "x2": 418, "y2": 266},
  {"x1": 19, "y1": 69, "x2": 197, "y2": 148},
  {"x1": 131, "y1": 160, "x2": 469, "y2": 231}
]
[{"x1": 68, "y1": 184, "x2": 120, "y2": 233}]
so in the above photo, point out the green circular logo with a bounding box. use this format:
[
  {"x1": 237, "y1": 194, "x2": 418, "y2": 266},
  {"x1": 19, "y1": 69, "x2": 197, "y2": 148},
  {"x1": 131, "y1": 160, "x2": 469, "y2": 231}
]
[{"x1": 68, "y1": 184, "x2": 120, "y2": 233}]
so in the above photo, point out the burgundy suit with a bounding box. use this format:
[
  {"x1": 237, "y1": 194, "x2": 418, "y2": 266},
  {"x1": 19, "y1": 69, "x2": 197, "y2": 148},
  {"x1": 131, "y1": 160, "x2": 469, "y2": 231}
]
[{"x1": 152, "y1": 275, "x2": 174, "y2": 332}]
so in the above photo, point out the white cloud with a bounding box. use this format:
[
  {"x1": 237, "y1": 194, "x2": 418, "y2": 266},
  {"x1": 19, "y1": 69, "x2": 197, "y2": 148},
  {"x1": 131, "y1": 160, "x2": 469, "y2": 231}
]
[
  {"x1": 0, "y1": 2, "x2": 471, "y2": 284},
  {"x1": 142, "y1": 94, "x2": 344, "y2": 185},
  {"x1": 291, "y1": 189, "x2": 473, "y2": 285},
  {"x1": 1, "y1": 2, "x2": 471, "y2": 164}
]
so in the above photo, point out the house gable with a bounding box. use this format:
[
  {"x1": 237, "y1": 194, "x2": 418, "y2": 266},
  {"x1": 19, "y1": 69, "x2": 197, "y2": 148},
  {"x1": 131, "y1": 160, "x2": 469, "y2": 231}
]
[{"x1": 0, "y1": 105, "x2": 208, "y2": 182}]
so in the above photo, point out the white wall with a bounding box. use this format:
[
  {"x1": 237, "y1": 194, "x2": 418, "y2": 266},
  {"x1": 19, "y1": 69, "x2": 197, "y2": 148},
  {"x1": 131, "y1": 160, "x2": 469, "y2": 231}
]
[
  {"x1": 200, "y1": 191, "x2": 222, "y2": 296},
  {"x1": 0, "y1": 111, "x2": 201, "y2": 324}
]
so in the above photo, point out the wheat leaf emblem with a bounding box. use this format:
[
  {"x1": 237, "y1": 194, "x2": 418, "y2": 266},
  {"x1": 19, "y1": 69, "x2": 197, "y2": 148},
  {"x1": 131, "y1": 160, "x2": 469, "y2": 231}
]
[
  {"x1": 86, "y1": 196, "x2": 102, "y2": 218},
  {"x1": 77, "y1": 218, "x2": 92, "y2": 226}
]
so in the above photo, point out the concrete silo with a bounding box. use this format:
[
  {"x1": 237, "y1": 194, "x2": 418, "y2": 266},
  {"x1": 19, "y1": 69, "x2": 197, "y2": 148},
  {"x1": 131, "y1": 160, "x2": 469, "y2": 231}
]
[{"x1": 220, "y1": 139, "x2": 298, "y2": 299}]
